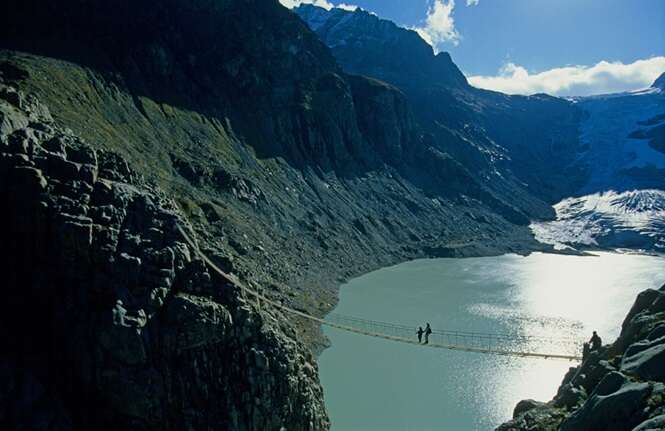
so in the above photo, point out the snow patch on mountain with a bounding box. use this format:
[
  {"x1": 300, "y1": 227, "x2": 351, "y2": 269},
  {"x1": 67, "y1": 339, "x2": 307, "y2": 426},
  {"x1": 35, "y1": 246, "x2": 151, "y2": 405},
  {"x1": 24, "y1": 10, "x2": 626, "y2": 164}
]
[
  {"x1": 532, "y1": 79, "x2": 665, "y2": 253},
  {"x1": 573, "y1": 88, "x2": 665, "y2": 194},
  {"x1": 531, "y1": 190, "x2": 665, "y2": 251}
]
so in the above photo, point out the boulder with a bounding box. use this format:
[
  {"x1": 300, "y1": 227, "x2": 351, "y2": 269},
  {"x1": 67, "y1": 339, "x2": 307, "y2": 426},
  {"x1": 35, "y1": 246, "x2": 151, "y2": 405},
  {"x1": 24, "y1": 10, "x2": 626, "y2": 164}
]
[
  {"x1": 650, "y1": 293, "x2": 665, "y2": 314},
  {"x1": 571, "y1": 355, "x2": 617, "y2": 393},
  {"x1": 617, "y1": 311, "x2": 665, "y2": 353},
  {"x1": 632, "y1": 414, "x2": 665, "y2": 431},
  {"x1": 7, "y1": 129, "x2": 35, "y2": 154},
  {"x1": 622, "y1": 290, "x2": 661, "y2": 333},
  {"x1": 9, "y1": 166, "x2": 47, "y2": 193},
  {"x1": 47, "y1": 155, "x2": 82, "y2": 181},
  {"x1": 164, "y1": 294, "x2": 233, "y2": 352},
  {"x1": 624, "y1": 336, "x2": 665, "y2": 359},
  {"x1": 559, "y1": 381, "x2": 651, "y2": 431},
  {"x1": 513, "y1": 399, "x2": 545, "y2": 418},
  {"x1": 66, "y1": 143, "x2": 97, "y2": 165},
  {"x1": 0, "y1": 86, "x2": 23, "y2": 108},
  {"x1": 592, "y1": 371, "x2": 629, "y2": 397},
  {"x1": 0, "y1": 103, "x2": 29, "y2": 136},
  {"x1": 555, "y1": 383, "x2": 588, "y2": 409},
  {"x1": 621, "y1": 342, "x2": 665, "y2": 382},
  {"x1": 647, "y1": 323, "x2": 665, "y2": 341}
]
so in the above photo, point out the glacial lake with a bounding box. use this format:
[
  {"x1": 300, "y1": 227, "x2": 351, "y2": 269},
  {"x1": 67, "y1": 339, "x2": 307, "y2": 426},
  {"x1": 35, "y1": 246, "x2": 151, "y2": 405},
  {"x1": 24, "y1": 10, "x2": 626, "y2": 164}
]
[{"x1": 318, "y1": 252, "x2": 665, "y2": 431}]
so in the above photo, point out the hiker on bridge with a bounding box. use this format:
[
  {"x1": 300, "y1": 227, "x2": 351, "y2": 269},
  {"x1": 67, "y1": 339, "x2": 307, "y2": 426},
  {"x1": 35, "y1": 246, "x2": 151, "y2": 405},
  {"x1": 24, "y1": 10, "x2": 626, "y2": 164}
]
[
  {"x1": 417, "y1": 326, "x2": 424, "y2": 343},
  {"x1": 424, "y1": 323, "x2": 432, "y2": 344},
  {"x1": 589, "y1": 331, "x2": 602, "y2": 351}
]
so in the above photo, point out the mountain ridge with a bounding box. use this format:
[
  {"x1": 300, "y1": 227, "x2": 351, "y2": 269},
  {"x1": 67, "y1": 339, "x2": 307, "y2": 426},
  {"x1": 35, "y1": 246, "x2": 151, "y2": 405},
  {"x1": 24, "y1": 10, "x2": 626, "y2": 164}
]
[
  {"x1": 295, "y1": 4, "x2": 469, "y2": 91},
  {"x1": 295, "y1": 4, "x2": 588, "y2": 207},
  {"x1": 295, "y1": 4, "x2": 665, "y2": 254},
  {"x1": 0, "y1": 1, "x2": 561, "y2": 429},
  {"x1": 2, "y1": 1, "x2": 659, "y2": 429}
]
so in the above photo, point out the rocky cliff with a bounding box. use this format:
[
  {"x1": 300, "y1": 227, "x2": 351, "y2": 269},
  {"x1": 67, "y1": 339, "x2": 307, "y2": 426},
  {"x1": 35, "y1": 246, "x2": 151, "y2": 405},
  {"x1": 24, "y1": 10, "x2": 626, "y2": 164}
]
[
  {"x1": 0, "y1": 82, "x2": 328, "y2": 430},
  {"x1": 296, "y1": 5, "x2": 665, "y2": 254},
  {"x1": 295, "y1": 5, "x2": 587, "y2": 208},
  {"x1": 295, "y1": 5, "x2": 469, "y2": 92},
  {"x1": 498, "y1": 284, "x2": 665, "y2": 431},
  {"x1": 0, "y1": 0, "x2": 558, "y2": 429}
]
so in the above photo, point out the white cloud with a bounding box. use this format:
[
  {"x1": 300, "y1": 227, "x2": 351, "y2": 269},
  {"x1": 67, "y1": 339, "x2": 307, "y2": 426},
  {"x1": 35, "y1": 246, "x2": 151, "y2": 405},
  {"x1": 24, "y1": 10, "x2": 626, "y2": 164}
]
[
  {"x1": 466, "y1": 0, "x2": 479, "y2": 5},
  {"x1": 279, "y1": 0, "x2": 358, "y2": 11},
  {"x1": 468, "y1": 57, "x2": 665, "y2": 97},
  {"x1": 413, "y1": 0, "x2": 460, "y2": 52}
]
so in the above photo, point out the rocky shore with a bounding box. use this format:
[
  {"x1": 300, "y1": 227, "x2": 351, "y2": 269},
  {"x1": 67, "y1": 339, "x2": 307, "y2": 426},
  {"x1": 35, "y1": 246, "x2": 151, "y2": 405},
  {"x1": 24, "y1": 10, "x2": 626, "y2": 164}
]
[{"x1": 498, "y1": 283, "x2": 665, "y2": 431}]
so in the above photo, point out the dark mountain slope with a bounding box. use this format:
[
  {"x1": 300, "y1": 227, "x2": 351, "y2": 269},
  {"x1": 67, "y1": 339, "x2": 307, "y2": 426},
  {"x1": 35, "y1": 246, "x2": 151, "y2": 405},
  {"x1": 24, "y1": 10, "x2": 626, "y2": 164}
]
[
  {"x1": 295, "y1": 5, "x2": 586, "y2": 206},
  {"x1": 297, "y1": 5, "x2": 469, "y2": 91},
  {"x1": 0, "y1": 0, "x2": 554, "y2": 429}
]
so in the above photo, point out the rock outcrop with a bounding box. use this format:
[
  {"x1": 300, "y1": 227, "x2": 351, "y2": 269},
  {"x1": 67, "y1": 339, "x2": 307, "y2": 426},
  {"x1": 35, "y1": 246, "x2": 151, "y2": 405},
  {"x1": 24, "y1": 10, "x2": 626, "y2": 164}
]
[
  {"x1": 0, "y1": 83, "x2": 329, "y2": 430},
  {"x1": 497, "y1": 284, "x2": 665, "y2": 431}
]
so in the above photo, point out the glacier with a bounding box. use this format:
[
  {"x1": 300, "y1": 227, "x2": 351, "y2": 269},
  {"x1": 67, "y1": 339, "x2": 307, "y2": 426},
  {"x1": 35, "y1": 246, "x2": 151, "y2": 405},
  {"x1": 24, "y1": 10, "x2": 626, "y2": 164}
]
[{"x1": 532, "y1": 77, "x2": 665, "y2": 252}]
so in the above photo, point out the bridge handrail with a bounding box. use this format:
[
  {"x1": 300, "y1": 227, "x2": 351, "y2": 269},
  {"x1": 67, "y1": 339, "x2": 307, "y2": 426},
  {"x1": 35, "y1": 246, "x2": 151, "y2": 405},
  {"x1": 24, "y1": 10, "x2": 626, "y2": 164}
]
[
  {"x1": 174, "y1": 222, "x2": 583, "y2": 362},
  {"x1": 326, "y1": 312, "x2": 582, "y2": 343}
]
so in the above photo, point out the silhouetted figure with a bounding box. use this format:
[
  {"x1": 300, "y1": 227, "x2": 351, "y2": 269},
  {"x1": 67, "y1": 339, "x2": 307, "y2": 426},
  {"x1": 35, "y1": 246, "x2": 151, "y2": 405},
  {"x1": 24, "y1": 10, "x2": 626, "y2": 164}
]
[
  {"x1": 424, "y1": 323, "x2": 432, "y2": 344},
  {"x1": 582, "y1": 342, "x2": 591, "y2": 361},
  {"x1": 589, "y1": 331, "x2": 602, "y2": 351},
  {"x1": 417, "y1": 327, "x2": 424, "y2": 343}
]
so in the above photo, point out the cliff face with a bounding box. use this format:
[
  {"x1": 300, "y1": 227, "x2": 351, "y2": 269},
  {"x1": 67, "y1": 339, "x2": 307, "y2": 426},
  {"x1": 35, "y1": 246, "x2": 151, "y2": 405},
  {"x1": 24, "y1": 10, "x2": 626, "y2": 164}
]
[
  {"x1": 295, "y1": 5, "x2": 587, "y2": 207},
  {"x1": 295, "y1": 5, "x2": 469, "y2": 91},
  {"x1": 0, "y1": 83, "x2": 328, "y2": 430},
  {"x1": 296, "y1": 5, "x2": 665, "y2": 255},
  {"x1": 498, "y1": 284, "x2": 665, "y2": 431},
  {"x1": 0, "y1": 0, "x2": 557, "y2": 429}
]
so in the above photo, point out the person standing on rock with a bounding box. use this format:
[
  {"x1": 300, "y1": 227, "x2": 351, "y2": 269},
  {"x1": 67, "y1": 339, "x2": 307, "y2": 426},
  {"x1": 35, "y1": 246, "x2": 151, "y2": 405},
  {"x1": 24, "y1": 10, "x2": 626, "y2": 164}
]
[
  {"x1": 424, "y1": 323, "x2": 432, "y2": 344},
  {"x1": 589, "y1": 331, "x2": 602, "y2": 351},
  {"x1": 417, "y1": 326, "x2": 424, "y2": 343}
]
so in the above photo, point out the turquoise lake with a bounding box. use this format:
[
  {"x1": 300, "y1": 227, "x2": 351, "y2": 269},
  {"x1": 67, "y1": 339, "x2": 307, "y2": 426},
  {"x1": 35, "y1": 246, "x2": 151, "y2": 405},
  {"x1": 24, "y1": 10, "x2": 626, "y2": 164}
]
[{"x1": 318, "y1": 252, "x2": 665, "y2": 431}]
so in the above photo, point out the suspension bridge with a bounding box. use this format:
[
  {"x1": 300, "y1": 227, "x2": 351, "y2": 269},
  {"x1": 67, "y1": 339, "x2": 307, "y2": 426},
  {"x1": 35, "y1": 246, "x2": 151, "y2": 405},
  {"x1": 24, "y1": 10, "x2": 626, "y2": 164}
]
[{"x1": 176, "y1": 224, "x2": 584, "y2": 362}]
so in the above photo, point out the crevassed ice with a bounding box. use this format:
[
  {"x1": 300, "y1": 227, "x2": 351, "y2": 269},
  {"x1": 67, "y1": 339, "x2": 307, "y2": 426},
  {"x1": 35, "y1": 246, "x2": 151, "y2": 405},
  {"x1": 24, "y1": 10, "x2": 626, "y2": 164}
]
[{"x1": 531, "y1": 190, "x2": 665, "y2": 251}]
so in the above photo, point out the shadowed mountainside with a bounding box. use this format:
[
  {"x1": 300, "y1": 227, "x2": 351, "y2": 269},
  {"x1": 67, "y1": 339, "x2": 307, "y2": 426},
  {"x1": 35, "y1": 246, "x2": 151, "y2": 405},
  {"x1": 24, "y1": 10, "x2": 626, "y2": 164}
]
[
  {"x1": 0, "y1": 0, "x2": 572, "y2": 429},
  {"x1": 295, "y1": 4, "x2": 587, "y2": 207}
]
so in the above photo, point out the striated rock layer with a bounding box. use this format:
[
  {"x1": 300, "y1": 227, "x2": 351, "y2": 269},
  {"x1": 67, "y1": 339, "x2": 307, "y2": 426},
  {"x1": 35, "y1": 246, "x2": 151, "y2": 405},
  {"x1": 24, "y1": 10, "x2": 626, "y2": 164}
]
[{"x1": 497, "y1": 284, "x2": 665, "y2": 431}]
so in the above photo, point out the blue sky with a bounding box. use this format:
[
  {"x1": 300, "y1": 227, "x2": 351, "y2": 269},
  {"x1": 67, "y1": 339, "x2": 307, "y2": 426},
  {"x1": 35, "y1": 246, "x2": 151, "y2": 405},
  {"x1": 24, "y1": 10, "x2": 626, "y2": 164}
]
[
  {"x1": 338, "y1": 0, "x2": 665, "y2": 75},
  {"x1": 282, "y1": 0, "x2": 665, "y2": 96}
]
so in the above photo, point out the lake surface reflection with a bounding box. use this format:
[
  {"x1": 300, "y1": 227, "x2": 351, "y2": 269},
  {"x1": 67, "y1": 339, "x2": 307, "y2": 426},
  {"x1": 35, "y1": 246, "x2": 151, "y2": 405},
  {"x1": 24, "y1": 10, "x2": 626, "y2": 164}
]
[{"x1": 318, "y1": 252, "x2": 665, "y2": 431}]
